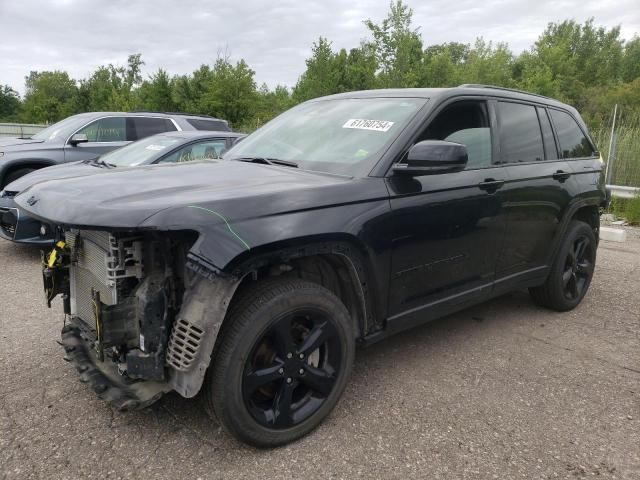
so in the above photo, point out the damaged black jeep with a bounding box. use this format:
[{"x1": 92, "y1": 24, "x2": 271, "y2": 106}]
[{"x1": 16, "y1": 86, "x2": 606, "y2": 447}]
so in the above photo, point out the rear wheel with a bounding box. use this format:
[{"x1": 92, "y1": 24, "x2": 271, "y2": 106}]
[
  {"x1": 205, "y1": 277, "x2": 355, "y2": 447},
  {"x1": 529, "y1": 220, "x2": 596, "y2": 311}
]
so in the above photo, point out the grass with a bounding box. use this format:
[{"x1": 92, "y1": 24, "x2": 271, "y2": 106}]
[{"x1": 607, "y1": 194, "x2": 640, "y2": 225}]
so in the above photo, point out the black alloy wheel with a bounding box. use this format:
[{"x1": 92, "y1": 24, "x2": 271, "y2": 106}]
[
  {"x1": 561, "y1": 234, "x2": 594, "y2": 301},
  {"x1": 529, "y1": 220, "x2": 597, "y2": 311},
  {"x1": 205, "y1": 277, "x2": 355, "y2": 447},
  {"x1": 243, "y1": 309, "x2": 342, "y2": 429}
]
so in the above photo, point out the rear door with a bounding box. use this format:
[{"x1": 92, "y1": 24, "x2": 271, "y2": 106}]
[
  {"x1": 493, "y1": 100, "x2": 576, "y2": 288},
  {"x1": 386, "y1": 98, "x2": 508, "y2": 328}
]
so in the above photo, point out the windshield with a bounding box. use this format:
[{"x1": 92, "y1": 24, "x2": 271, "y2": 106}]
[
  {"x1": 224, "y1": 97, "x2": 427, "y2": 175},
  {"x1": 99, "y1": 135, "x2": 181, "y2": 166},
  {"x1": 31, "y1": 114, "x2": 94, "y2": 142}
]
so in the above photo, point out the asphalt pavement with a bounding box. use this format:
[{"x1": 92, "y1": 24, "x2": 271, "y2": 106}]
[{"x1": 1, "y1": 230, "x2": 639, "y2": 479}]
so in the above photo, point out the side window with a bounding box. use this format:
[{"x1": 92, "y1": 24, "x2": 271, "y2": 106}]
[
  {"x1": 77, "y1": 117, "x2": 126, "y2": 142},
  {"x1": 417, "y1": 100, "x2": 492, "y2": 169},
  {"x1": 130, "y1": 117, "x2": 177, "y2": 141},
  {"x1": 158, "y1": 140, "x2": 228, "y2": 164},
  {"x1": 549, "y1": 109, "x2": 595, "y2": 159},
  {"x1": 537, "y1": 107, "x2": 557, "y2": 160},
  {"x1": 186, "y1": 118, "x2": 230, "y2": 132},
  {"x1": 498, "y1": 102, "x2": 544, "y2": 163}
]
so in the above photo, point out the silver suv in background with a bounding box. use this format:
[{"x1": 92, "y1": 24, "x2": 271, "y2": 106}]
[{"x1": 0, "y1": 111, "x2": 230, "y2": 188}]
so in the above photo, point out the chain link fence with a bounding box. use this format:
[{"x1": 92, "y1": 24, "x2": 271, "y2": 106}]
[{"x1": 591, "y1": 120, "x2": 640, "y2": 190}]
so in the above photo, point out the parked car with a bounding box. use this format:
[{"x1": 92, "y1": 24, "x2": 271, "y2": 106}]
[
  {"x1": 0, "y1": 111, "x2": 230, "y2": 189},
  {"x1": 0, "y1": 131, "x2": 244, "y2": 245},
  {"x1": 17, "y1": 85, "x2": 606, "y2": 447}
]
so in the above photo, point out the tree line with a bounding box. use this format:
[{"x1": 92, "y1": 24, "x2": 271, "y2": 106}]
[{"x1": 1, "y1": 1, "x2": 639, "y2": 131}]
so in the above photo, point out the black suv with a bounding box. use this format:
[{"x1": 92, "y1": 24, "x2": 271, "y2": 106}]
[
  {"x1": 17, "y1": 85, "x2": 606, "y2": 447},
  {"x1": 0, "y1": 111, "x2": 229, "y2": 188}
]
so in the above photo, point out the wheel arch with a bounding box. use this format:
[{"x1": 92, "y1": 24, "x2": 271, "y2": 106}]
[
  {"x1": 223, "y1": 234, "x2": 380, "y2": 341},
  {"x1": 0, "y1": 158, "x2": 56, "y2": 188},
  {"x1": 168, "y1": 234, "x2": 381, "y2": 399},
  {"x1": 547, "y1": 199, "x2": 601, "y2": 265}
]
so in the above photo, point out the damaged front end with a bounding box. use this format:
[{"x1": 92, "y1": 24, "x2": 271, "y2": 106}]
[{"x1": 44, "y1": 228, "x2": 239, "y2": 410}]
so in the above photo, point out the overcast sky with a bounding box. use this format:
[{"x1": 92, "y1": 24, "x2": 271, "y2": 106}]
[{"x1": 1, "y1": 0, "x2": 639, "y2": 96}]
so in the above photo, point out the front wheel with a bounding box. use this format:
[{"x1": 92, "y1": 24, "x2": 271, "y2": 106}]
[
  {"x1": 205, "y1": 277, "x2": 355, "y2": 447},
  {"x1": 529, "y1": 220, "x2": 597, "y2": 311}
]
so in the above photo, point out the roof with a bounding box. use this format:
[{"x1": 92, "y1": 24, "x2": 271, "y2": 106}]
[
  {"x1": 68, "y1": 111, "x2": 227, "y2": 122},
  {"x1": 314, "y1": 85, "x2": 573, "y2": 111}
]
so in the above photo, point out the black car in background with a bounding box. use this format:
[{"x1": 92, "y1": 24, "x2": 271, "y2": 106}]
[
  {"x1": 19, "y1": 85, "x2": 606, "y2": 447},
  {"x1": 0, "y1": 111, "x2": 230, "y2": 189},
  {"x1": 0, "y1": 130, "x2": 244, "y2": 244}
]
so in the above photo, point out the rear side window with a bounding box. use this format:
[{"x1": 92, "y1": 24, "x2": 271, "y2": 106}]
[
  {"x1": 77, "y1": 117, "x2": 126, "y2": 142},
  {"x1": 498, "y1": 102, "x2": 544, "y2": 163},
  {"x1": 186, "y1": 118, "x2": 230, "y2": 132},
  {"x1": 549, "y1": 109, "x2": 595, "y2": 158},
  {"x1": 130, "y1": 117, "x2": 177, "y2": 140},
  {"x1": 537, "y1": 108, "x2": 557, "y2": 160}
]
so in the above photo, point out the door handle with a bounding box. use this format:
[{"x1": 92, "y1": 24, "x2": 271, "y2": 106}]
[
  {"x1": 552, "y1": 170, "x2": 571, "y2": 182},
  {"x1": 478, "y1": 178, "x2": 505, "y2": 192}
]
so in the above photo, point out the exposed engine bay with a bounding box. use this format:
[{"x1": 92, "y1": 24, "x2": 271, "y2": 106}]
[{"x1": 43, "y1": 228, "x2": 237, "y2": 410}]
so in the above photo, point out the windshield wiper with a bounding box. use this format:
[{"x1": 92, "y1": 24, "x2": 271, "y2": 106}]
[
  {"x1": 83, "y1": 158, "x2": 116, "y2": 169},
  {"x1": 236, "y1": 157, "x2": 298, "y2": 168}
]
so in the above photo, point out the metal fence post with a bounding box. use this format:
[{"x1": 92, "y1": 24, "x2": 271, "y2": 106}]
[{"x1": 605, "y1": 104, "x2": 618, "y2": 185}]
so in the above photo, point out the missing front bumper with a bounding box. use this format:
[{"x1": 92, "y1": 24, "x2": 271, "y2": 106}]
[{"x1": 61, "y1": 318, "x2": 171, "y2": 411}]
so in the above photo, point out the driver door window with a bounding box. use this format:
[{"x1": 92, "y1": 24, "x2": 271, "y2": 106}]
[
  {"x1": 158, "y1": 139, "x2": 228, "y2": 163},
  {"x1": 76, "y1": 117, "x2": 126, "y2": 142},
  {"x1": 416, "y1": 100, "x2": 492, "y2": 169}
]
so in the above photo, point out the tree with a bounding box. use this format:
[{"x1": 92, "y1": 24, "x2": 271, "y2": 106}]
[
  {"x1": 363, "y1": 0, "x2": 423, "y2": 87},
  {"x1": 293, "y1": 37, "x2": 340, "y2": 102},
  {"x1": 78, "y1": 54, "x2": 145, "y2": 112},
  {"x1": 422, "y1": 42, "x2": 469, "y2": 87},
  {"x1": 135, "y1": 69, "x2": 176, "y2": 111},
  {"x1": 0, "y1": 85, "x2": 20, "y2": 120},
  {"x1": 21, "y1": 71, "x2": 79, "y2": 123},
  {"x1": 200, "y1": 58, "x2": 258, "y2": 127},
  {"x1": 461, "y1": 38, "x2": 514, "y2": 87},
  {"x1": 622, "y1": 36, "x2": 640, "y2": 83}
]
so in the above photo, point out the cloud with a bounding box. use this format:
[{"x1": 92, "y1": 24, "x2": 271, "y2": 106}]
[{"x1": 0, "y1": 0, "x2": 638, "y2": 96}]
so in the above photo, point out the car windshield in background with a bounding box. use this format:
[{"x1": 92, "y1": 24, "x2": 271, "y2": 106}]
[
  {"x1": 224, "y1": 97, "x2": 427, "y2": 176},
  {"x1": 99, "y1": 135, "x2": 180, "y2": 167},
  {"x1": 30, "y1": 115, "x2": 92, "y2": 142}
]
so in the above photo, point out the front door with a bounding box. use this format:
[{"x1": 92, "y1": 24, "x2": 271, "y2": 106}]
[
  {"x1": 64, "y1": 116, "x2": 130, "y2": 162},
  {"x1": 386, "y1": 99, "x2": 507, "y2": 330}
]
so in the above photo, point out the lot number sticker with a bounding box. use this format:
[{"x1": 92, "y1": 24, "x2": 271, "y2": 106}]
[{"x1": 343, "y1": 118, "x2": 394, "y2": 132}]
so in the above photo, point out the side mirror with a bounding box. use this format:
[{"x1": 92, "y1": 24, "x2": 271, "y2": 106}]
[
  {"x1": 69, "y1": 133, "x2": 88, "y2": 146},
  {"x1": 393, "y1": 140, "x2": 468, "y2": 176}
]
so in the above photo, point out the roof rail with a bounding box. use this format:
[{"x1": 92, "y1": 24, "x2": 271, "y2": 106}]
[
  {"x1": 128, "y1": 110, "x2": 227, "y2": 121},
  {"x1": 458, "y1": 84, "x2": 553, "y2": 101}
]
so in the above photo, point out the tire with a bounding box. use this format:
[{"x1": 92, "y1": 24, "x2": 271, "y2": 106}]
[
  {"x1": 3, "y1": 168, "x2": 35, "y2": 188},
  {"x1": 205, "y1": 277, "x2": 355, "y2": 447},
  {"x1": 529, "y1": 220, "x2": 597, "y2": 311}
]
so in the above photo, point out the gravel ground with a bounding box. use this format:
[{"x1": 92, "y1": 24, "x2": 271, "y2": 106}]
[{"x1": 1, "y1": 232, "x2": 639, "y2": 480}]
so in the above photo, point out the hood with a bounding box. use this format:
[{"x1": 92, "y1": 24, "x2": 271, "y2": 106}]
[
  {"x1": 16, "y1": 160, "x2": 380, "y2": 229},
  {"x1": 0, "y1": 137, "x2": 45, "y2": 148},
  {"x1": 3, "y1": 161, "x2": 98, "y2": 193}
]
